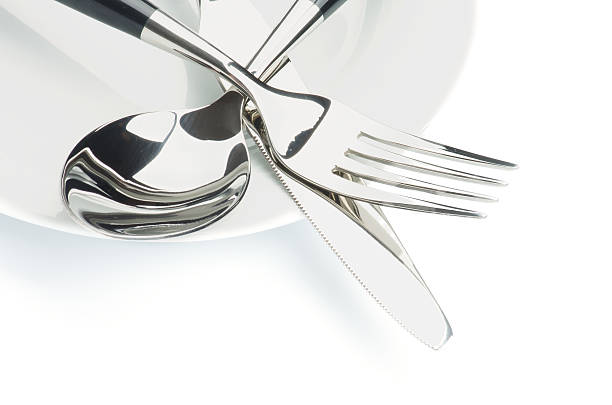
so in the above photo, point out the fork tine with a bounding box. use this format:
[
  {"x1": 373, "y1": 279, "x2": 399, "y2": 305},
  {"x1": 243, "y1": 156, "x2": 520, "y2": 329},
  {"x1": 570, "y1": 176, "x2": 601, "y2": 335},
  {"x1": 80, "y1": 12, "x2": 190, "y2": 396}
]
[
  {"x1": 360, "y1": 128, "x2": 518, "y2": 169},
  {"x1": 336, "y1": 158, "x2": 497, "y2": 202},
  {"x1": 311, "y1": 169, "x2": 486, "y2": 218},
  {"x1": 348, "y1": 142, "x2": 507, "y2": 185}
]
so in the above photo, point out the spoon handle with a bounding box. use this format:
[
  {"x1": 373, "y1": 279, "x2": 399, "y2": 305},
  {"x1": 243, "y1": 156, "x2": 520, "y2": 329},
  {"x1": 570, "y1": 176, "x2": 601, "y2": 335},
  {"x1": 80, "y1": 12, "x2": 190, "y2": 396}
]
[
  {"x1": 56, "y1": 0, "x2": 346, "y2": 86},
  {"x1": 56, "y1": 0, "x2": 267, "y2": 102},
  {"x1": 55, "y1": 0, "x2": 156, "y2": 38}
]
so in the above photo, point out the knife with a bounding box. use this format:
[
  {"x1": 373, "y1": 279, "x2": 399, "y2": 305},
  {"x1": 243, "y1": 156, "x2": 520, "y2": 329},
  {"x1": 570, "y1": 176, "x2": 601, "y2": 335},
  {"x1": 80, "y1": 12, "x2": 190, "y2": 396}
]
[{"x1": 243, "y1": 121, "x2": 452, "y2": 349}]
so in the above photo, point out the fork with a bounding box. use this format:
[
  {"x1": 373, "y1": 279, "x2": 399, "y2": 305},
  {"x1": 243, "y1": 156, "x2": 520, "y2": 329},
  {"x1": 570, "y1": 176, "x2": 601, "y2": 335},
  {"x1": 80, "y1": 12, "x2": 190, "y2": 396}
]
[{"x1": 56, "y1": 0, "x2": 516, "y2": 218}]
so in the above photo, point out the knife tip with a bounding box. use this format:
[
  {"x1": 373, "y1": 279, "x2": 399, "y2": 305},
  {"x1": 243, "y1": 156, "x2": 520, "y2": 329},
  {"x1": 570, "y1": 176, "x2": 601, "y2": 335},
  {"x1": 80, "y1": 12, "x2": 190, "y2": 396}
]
[{"x1": 431, "y1": 323, "x2": 453, "y2": 350}]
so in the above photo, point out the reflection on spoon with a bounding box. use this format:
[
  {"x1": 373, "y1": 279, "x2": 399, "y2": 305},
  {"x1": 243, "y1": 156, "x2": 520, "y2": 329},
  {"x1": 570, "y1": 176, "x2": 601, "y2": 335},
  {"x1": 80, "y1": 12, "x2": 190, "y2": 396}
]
[{"x1": 61, "y1": 90, "x2": 250, "y2": 239}]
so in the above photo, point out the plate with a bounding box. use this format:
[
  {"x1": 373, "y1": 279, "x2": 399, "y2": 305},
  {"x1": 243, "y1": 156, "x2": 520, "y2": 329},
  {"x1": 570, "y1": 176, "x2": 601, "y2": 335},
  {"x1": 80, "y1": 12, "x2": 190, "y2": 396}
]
[{"x1": 0, "y1": 0, "x2": 475, "y2": 241}]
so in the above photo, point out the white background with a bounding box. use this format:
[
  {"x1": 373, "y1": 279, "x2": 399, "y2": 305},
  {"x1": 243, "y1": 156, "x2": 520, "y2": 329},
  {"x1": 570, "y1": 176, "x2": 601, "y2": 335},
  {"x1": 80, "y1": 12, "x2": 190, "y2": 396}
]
[{"x1": 1, "y1": 1, "x2": 611, "y2": 404}]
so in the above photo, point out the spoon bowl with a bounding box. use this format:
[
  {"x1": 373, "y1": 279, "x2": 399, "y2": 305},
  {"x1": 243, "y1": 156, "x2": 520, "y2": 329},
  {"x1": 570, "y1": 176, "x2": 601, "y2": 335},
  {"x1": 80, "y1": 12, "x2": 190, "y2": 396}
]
[{"x1": 61, "y1": 90, "x2": 250, "y2": 239}]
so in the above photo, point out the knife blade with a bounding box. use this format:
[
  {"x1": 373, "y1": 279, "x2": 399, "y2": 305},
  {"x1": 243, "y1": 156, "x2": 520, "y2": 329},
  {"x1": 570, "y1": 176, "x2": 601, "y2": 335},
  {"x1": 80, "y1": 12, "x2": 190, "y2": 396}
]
[{"x1": 244, "y1": 121, "x2": 452, "y2": 349}]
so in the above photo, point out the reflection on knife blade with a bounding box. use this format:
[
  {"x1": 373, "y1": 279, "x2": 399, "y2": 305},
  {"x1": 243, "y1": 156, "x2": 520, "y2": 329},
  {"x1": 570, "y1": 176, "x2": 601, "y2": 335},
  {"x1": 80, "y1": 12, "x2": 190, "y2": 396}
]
[{"x1": 244, "y1": 119, "x2": 452, "y2": 349}]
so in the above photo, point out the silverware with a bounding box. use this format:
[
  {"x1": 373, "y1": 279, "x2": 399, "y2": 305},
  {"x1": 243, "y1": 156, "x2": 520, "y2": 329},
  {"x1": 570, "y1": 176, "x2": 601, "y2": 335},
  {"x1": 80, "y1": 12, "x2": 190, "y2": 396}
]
[
  {"x1": 246, "y1": 122, "x2": 452, "y2": 348},
  {"x1": 55, "y1": 0, "x2": 516, "y2": 347},
  {"x1": 61, "y1": 91, "x2": 250, "y2": 239},
  {"x1": 57, "y1": 0, "x2": 515, "y2": 220},
  {"x1": 60, "y1": 0, "x2": 344, "y2": 239}
]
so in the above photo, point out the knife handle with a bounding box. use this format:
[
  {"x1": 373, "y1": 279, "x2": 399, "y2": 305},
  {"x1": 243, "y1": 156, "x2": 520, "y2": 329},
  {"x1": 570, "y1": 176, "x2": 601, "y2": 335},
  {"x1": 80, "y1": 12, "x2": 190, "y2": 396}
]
[
  {"x1": 247, "y1": 0, "x2": 347, "y2": 82},
  {"x1": 55, "y1": 0, "x2": 157, "y2": 39}
]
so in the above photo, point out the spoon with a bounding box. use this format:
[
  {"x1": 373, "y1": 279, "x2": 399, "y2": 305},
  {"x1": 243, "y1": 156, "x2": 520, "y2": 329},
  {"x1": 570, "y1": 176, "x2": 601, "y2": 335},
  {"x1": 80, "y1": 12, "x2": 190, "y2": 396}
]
[
  {"x1": 61, "y1": 0, "x2": 343, "y2": 239},
  {"x1": 62, "y1": 90, "x2": 249, "y2": 239}
]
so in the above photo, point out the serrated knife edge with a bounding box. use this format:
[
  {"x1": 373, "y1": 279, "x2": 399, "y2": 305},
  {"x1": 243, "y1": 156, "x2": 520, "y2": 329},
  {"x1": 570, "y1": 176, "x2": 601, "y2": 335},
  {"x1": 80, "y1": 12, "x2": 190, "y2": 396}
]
[{"x1": 244, "y1": 121, "x2": 452, "y2": 350}]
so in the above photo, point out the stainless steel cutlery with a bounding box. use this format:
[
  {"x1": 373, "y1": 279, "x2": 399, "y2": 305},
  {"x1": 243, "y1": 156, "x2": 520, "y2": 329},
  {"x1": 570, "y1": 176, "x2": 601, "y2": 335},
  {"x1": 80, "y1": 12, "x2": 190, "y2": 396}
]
[
  {"x1": 243, "y1": 122, "x2": 454, "y2": 348},
  {"x1": 60, "y1": 0, "x2": 347, "y2": 239},
  {"x1": 61, "y1": 94, "x2": 251, "y2": 239},
  {"x1": 57, "y1": 0, "x2": 514, "y2": 220},
  {"x1": 54, "y1": 0, "x2": 516, "y2": 347}
]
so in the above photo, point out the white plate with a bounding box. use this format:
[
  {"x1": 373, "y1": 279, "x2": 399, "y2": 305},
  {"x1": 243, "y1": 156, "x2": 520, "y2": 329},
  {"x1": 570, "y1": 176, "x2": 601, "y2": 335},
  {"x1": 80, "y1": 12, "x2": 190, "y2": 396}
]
[{"x1": 0, "y1": 0, "x2": 475, "y2": 241}]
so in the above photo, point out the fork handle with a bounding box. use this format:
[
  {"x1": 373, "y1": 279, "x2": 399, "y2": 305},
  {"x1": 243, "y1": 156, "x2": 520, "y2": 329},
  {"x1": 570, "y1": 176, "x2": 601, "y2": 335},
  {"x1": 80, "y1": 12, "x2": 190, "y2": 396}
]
[{"x1": 55, "y1": 0, "x2": 156, "y2": 38}]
